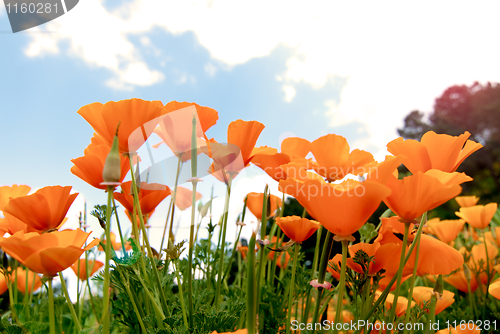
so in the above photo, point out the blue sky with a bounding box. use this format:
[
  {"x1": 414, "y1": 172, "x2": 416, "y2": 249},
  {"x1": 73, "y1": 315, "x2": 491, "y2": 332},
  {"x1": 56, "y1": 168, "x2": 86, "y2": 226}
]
[{"x1": 1, "y1": 1, "x2": 500, "y2": 252}]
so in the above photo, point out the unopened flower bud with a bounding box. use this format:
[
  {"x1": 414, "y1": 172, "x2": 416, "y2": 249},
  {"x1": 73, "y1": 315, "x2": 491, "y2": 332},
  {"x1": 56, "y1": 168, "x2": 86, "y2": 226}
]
[
  {"x1": 102, "y1": 123, "x2": 121, "y2": 184},
  {"x1": 463, "y1": 263, "x2": 472, "y2": 281},
  {"x1": 433, "y1": 274, "x2": 444, "y2": 297}
]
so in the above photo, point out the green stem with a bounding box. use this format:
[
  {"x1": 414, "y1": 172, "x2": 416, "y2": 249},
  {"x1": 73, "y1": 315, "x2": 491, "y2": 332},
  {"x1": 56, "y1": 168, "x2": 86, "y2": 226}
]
[
  {"x1": 112, "y1": 198, "x2": 127, "y2": 253},
  {"x1": 207, "y1": 228, "x2": 213, "y2": 283},
  {"x1": 58, "y1": 272, "x2": 82, "y2": 333},
  {"x1": 117, "y1": 267, "x2": 147, "y2": 333},
  {"x1": 7, "y1": 278, "x2": 18, "y2": 324},
  {"x1": 85, "y1": 270, "x2": 99, "y2": 325},
  {"x1": 222, "y1": 196, "x2": 248, "y2": 283},
  {"x1": 352, "y1": 219, "x2": 426, "y2": 334},
  {"x1": 465, "y1": 264, "x2": 477, "y2": 318},
  {"x1": 174, "y1": 260, "x2": 189, "y2": 329},
  {"x1": 101, "y1": 185, "x2": 114, "y2": 333},
  {"x1": 23, "y1": 268, "x2": 29, "y2": 304},
  {"x1": 481, "y1": 228, "x2": 491, "y2": 321},
  {"x1": 133, "y1": 268, "x2": 165, "y2": 328},
  {"x1": 187, "y1": 179, "x2": 198, "y2": 328},
  {"x1": 388, "y1": 221, "x2": 410, "y2": 322},
  {"x1": 187, "y1": 113, "x2": 200, "y2": 328},
  {"x1": 286, "y1": 243, "x2": 300, "y2": 334},
  {"x1": 317, "y1": 290, "x2": 335, "y2": 320},
  {"x1": 128, "y1": 156, "x2": 169, "y2": 315},
  {"x1": 160, "y1": 156, "x2": 182, "y2": 253},
  {"x1": 424, "y1": 294, "x2": 437, "y2": 334},
  {"x1": 247, "y1": 233, "x2": 257, "y2": 334},
  {"x1": 312, "y1": 231, "x2": 333, "y2": 326},
  {"x1": 333, "y1": 239, "x2": 349, "y2": 334},
  {"x1": 255, "y1": 186, "x2": 269, "y2": 321},
  {"x1": 48, "y1": 278, "x2": 56, "y2": 334},
  {"x1": 222, "y1": 225, "x2": 243, "y2": 282},
  {"x1": 404, "y1": 213, "x2": 426, "y2": 333},
  {"x1": 303, "y1": 226, "x2": 323, "y2": 322},
  {"x1": 214, "y1": 179, "x2": 232, "y2": 307}
]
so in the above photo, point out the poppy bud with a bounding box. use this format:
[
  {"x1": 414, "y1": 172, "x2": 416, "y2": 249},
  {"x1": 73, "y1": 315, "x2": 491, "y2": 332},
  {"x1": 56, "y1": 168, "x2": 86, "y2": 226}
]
[
  {"x1": 102, "y1": 123, "x2": 121, "y2": 184},
  {"x1": 463, "y1": 263, "x2": 472, "y2": 281},
  {"x1": 433, "y1": 274, "x2": 444, "y2": 297}
]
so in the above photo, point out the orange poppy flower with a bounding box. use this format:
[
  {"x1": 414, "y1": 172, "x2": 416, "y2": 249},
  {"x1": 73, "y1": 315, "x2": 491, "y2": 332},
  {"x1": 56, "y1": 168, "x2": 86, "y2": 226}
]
[
  {"x1": 207, "y1": 120, "x2": 268, "y2": 183},
  {"x1": 0, "y1": 273, "x2": 7, "y2": 295},
  {"x1": 11, "y1": 267, "x2": 43, "y2": 294},
  {"x1": 162, "y1": 101, "x2": 218, "y2": 135},
  {"x1": 378, "y1": 273, "x2": 412, "y2": 292},
  {"x1": 153, "y1": 103, "x2": 216, "y2": 161},
  {"x1": 483, "y1": 227, "x2": 500, "y2": 247},
  {"x1": 114, "y1": 181, "x2": 171, "y2": 216},
  {"x1": 268, "y1": 250, "x2": 290, "y2": 269},
  {"x1": 310, "y1": 134, "x2": 374, "y2": 182},
  {"x1": 275, "y1": 216, "x2": 320, "y2": 243},
  {"x1": 412, "y1": 286, "x2": 455, "y2": 315},
  {"x1": 263, "y1": 236, "x2": 290, "y2": 268},
  {"x1": 444, "y1": 268, "x2": 478, "y2": 293},
  {"x1": 98, "y1": 232, "x2": 132, "y2": 252},
  {"x1": 383, "y1": 172, "x2": 462, "y2": 222},
  {"x1": 174, "y1": 186, "x2": 203, "y2": 211},
  {"x1": 78, "y1": 98, "x2": 166, "y2": 154},
  {"x1": 210, "y1": 329, "x2": 248, "y2": 334},
  {"x1": 425, "y1": 218, "x2": 465, "y2": 244},
  {"x1": 71, "y1": 134, "x2": 131, "y2": 189},
  {"x1": 386, "y1": 131, "x2": 482, "y2": 174},
  {"x1": 279, "y1": 161, "x2": 324, "y2": 182},
  {"x1": 375, "y1": 217, "x2": 463, "y2": 276},
  {"x1": 346, "y1": 242, "x2": 399, "y2": 275},
  {"x1": 414, "y1": 234, "x2": 464, "y2": 276},
  {"x1": 375, "y1": 290, "x2": 414, "y2": 317},
  {"x1": 238, "y1": 246, "x2": 249, "y2": 260},
  {"x1": 455, "y1": 203, "x2": 498, "y2": 229},
  {"x1": 364, "y1": 155, "x2": 406, "y2": 185},
  {"x1": 424, "y1": 169, "x2": 473, "y2": 186},
  {"x1": 455, "y1": 195, "x2": 480, "y2": 208},
  {"x1": 245, "y1": 192, "x2": 282, "y2": 221},
  {"x1": 468, "y1": 241, "x2": 498, "y2": 275},
  {"x1": 4, "y1": 186, "x2": 78, "y2": 233},
  {"x1": 279, "y1": 177, "x2": 390, "y2": 238},
  {"x1": 71, "y1": 259, "x2": 104, "y2": 281},
  {"x1": 327, "y1": 253, "x2": 343, "y2": 280},
  {"x1": 326, "y1": 309, "x2": 354, "y2": 325},
  {"x1": 0, "y1": 213, "x2": 30, "y2": 235},
  {"x1": 489, "y1": 280, "x2": 500, "y2": 301},
  {"x1": 0, "y1": 185, "x2": 31, "y2": 211},
  {"x1": 252, "y1": 137, "x2": 311, "y2": 181},
  {"x1": 0, "y1": 229, "x2": 99, "y2": 277}
]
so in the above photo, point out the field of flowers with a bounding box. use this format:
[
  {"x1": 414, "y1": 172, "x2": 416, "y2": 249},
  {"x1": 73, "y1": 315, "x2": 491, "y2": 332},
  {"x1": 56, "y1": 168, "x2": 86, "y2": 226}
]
[{"x1": 0, "y1": 98, "x2": 499, "y2": 334}]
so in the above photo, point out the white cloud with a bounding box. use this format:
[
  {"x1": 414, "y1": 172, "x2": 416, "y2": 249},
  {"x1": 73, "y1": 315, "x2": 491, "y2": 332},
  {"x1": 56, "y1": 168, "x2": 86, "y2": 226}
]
[
  {"x1": 106, "y1": 62, "x2": 164, "y2": 90},
  {"x1": 282, "y1": 85, "x2": 296, "y2": 102},
  {"x1": 204, "y1": 63, "x2": 217, "y2": 76},
  {"x1": 24, "y1": 0, "x2": 163, "y2": 89},
  {"x1": 23, "y1": 0, "x2": 500, "y2": 152}
]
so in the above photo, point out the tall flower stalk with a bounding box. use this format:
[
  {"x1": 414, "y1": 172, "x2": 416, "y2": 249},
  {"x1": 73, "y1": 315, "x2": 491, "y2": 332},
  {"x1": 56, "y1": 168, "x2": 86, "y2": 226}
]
[
  {"x1": 214, "y1": 178, "x2": 232, "y2": 308},
  {"x1": 333, "y1": 238, "x2": 350, "y2": 334},
  {"x1": 187, "y1": 113, "x2": 200, "y2": 327},
  {"x1": 286, "y1": 242, "x2": 299, "y2": 334}
]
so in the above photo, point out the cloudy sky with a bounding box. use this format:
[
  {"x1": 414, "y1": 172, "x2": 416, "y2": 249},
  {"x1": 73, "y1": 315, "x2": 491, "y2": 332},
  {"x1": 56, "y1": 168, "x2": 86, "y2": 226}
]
[{"x1": 2, "y1": 1, "x2": 500, "y2": 256}]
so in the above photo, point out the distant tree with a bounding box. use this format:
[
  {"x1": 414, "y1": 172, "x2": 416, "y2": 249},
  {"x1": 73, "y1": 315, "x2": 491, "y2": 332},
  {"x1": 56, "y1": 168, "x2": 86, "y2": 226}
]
[{"x1": 398, "y1": 82, "x2": 500, "y2": 210}]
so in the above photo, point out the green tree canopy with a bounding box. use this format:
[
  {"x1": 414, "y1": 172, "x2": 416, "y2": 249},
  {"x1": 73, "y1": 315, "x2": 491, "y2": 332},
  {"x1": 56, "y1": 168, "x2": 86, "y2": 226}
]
[{"x1": 399, "y1": 82, "x2": 500, "y2": 210}]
